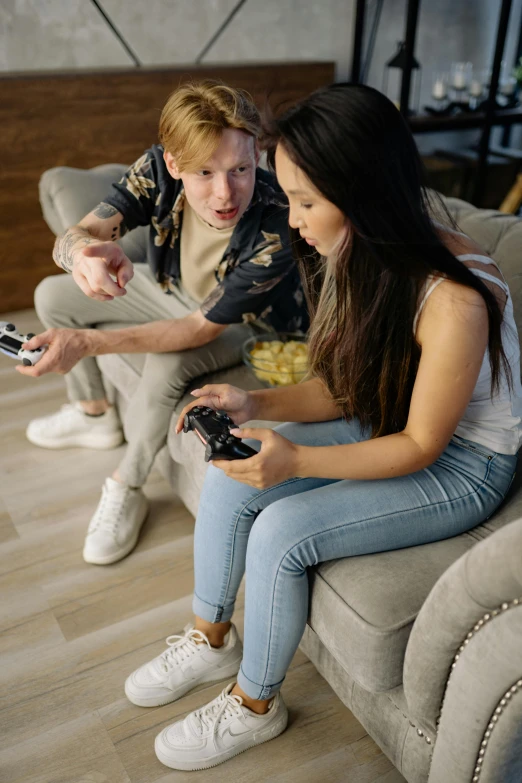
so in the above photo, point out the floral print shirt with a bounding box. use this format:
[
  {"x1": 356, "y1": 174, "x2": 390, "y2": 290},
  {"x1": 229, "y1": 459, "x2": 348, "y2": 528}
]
[{"x1": 103, "y1": 145, "x2": 308, "y2": 332}]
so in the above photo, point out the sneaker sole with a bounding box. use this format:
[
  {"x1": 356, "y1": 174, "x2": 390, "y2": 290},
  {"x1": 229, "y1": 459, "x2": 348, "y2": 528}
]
[
  {"x1": 124, "y1": 655, "x2": 243, "y2": 708},
  {"x1": 26, "y1": 430, "x2": 124, "y2": 450},
  {"x1": 154, "y1": 709, "x2": 288, "y2": 771},
  {"x1": 83, "y1": 507, "x2": 149, "y2": 566}
]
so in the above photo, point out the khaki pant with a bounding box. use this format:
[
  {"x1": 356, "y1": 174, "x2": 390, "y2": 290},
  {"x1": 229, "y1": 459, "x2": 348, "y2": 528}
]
[{"x1": 34, "y1": 266, "x2": 256, "y2": 487}]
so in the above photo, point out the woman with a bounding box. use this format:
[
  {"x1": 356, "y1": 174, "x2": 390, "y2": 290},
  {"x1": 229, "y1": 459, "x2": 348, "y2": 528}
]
[{"x1": 125, "y1": 84, "x2": 522, "y2": 771}]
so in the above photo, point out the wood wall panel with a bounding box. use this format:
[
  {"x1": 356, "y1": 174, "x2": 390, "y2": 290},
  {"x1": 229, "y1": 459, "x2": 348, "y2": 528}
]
[{"x1": 0, "y1": 63, "x2": 335, "y2": 312}]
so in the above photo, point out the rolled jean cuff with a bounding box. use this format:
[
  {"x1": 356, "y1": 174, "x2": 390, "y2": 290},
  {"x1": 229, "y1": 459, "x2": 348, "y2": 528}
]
[
  {"x1": 192, "y1": 592, "x2": 235, "y2": 624},
  {"x1": 237, "y1": 665, "x2": 285, "y2": 701}
]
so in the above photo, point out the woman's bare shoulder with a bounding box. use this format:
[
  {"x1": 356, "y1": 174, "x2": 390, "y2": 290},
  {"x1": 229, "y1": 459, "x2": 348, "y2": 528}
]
[
  {"x1": 434, "y1": 223, "x2": 506, "y2": 307},
  {"x1": 416, "y1": 277, "x2": 487, "y2": 346}
]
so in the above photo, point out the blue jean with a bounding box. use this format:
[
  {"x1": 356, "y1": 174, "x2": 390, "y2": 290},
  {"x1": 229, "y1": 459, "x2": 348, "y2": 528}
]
[{"x1": 192, "y1": 418, "x2": 517, "y2": 700}]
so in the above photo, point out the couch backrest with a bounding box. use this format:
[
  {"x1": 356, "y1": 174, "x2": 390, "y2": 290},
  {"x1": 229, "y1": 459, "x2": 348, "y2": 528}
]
[
  {"x1": 39, "y1": 163, "x2": 149, "y2": 267},
  {"x1": 443, "y1": 196, "x2": 522, "y2": 341}
]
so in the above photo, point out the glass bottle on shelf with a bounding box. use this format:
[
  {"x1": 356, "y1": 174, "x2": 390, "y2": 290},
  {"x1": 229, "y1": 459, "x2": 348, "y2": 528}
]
[
  {"x1": 431, "y1": 72, "x2": 449, "y2": 111},
  {"x1": 468, "y1": 76, "x2": 484, "y2": 110},
  {"x1": 499, "y1": 60, "x2": 518, "y2": 106},
  {"x1": 450, "y1": 62, "x2": 472, "y2": 104}
]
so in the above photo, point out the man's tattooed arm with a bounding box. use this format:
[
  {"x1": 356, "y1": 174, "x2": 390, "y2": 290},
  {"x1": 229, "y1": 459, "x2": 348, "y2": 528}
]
[
  {"x1": 110, "y1": 221, "x2": 128, "y2": 240},
  {"x1": 52, "y1": 202, "x2": 128, "y2": 272},
  {"x1": 93, "y1": 202, "x2": 129, "y2": 240},
  {"x1": 52, "y1": 228, "x2": 97, "y2": 273},
  {"x1": 93, "y1": 203, "x2": 118, "y2": 219}
]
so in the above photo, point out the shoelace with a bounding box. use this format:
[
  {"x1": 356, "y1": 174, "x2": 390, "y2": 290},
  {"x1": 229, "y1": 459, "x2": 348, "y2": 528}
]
[
  {"x1": 192, "y1": 688, "x2": 244, "y2": 736},
  {"x1": 160, "y1": 629, "x2": 210, "y2": 672},
  {"x1": 88, "y1": 485, "x2": 128, "y2": 535}
]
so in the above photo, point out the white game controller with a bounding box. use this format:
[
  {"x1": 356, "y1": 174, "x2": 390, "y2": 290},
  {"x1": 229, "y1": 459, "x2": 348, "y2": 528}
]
[{"x1": 0, "y1": 322, "x2": 47, "y2": 366}]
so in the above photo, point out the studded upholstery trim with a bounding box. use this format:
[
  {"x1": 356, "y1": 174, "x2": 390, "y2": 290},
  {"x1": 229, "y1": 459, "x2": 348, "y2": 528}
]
[
  {"x1": 471, "y1": 677, "x2": 522, "y2": 782},
  {"x1": 429, "y1": 597, "x2": 522, "y2": 779}
]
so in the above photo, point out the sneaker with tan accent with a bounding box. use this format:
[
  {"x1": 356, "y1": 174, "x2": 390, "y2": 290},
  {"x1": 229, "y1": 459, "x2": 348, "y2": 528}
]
[
  {"x1": 125, "y1": 624, "x2": 243, "y2": 707},
  {"x1": 154, "y1": 683, "x2": 288, "y2": 771}
]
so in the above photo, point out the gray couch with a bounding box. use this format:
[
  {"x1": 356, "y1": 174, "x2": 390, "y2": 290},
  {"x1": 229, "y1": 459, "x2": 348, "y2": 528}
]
[{"x1": 40, "y1": 164, "x2": 522, "y2": 783}]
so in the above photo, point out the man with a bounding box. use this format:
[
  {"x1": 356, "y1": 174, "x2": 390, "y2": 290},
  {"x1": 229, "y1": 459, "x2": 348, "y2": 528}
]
[{"x1": 21, "y1": 80, "x2": 307, "y2": 565}]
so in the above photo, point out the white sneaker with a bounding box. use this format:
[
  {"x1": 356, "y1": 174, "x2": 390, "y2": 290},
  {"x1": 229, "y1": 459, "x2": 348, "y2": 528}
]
[
  {"x1": 26, "y1": 403, "x2": 124, "y2": 450},
  {"x1": 82, "y1": 477, "x2": 148, "y2": 565},
  {"x1": 125, "y1": 624, "x2": 243, "y2": 708},
  {"x1": 155, "y1": 683, "x2": 288, "y2": 771}
]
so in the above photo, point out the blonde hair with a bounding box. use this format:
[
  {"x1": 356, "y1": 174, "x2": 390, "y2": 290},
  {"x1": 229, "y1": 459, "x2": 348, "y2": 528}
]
[{"x1": 159, "y1": 80, "x2": 260, "y2": 172}]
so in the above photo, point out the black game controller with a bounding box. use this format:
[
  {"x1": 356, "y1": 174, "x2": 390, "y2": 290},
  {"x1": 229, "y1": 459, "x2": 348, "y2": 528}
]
[{"x1": 183, "y1": 406, "x2": 257, "y2": 462}]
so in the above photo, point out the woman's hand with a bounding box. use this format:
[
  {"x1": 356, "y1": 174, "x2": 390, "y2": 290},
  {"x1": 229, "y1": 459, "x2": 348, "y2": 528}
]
[
  {"x1": 214, "y1": 427, "x2": 301, "y2": 489},
  {"x1": 175, "y1": 384, "x2": 258, "y2": 434},
  {"x1": 15, "y1": 328, "x2": 91, "y2": 377}
]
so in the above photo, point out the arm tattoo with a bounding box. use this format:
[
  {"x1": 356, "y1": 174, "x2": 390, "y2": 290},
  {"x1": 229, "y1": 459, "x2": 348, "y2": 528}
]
[
  {"x1": 93, "y1": 202, "x2": 127, "y2": 241},
  {"x1": 56, "y1": 232, "x2": 76, "y2": 272},
  {"x1": 110, "y1": 221, "x2": 128, "y2": 241},
  {"x1": 93, "y1": 202, "x2": 119, "y2": 219},
  {"x1": 53, "y1": 229, "x2": 97, "y2": 273}
]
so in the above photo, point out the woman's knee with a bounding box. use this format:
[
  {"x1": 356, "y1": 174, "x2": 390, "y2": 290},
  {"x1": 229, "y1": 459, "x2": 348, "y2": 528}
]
[
  {"x1": 198, "y1": 463, "x2": 259, "y2": 520},
  {"x1": 201, "y1": 462, "x2": 230, "y2": 494},
  {"x1": 245, "y1": 498, "x2": 308, "y2": 574}
]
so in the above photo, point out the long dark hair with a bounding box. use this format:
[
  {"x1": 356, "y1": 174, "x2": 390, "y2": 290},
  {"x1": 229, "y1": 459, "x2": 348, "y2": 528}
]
[{"x1": 263, "y1": 83, "x2": 511, "y2": 438}]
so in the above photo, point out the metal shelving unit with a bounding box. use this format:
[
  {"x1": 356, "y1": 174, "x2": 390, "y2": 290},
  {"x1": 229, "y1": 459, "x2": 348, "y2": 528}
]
[{"x1": 349, "y1": 0, "x2": 521, "y2": 205}]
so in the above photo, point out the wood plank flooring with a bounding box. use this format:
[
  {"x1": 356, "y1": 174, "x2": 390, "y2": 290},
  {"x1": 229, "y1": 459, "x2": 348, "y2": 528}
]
[{"x1": 0, "y1": 309, "x2": 406, "y2": 783}]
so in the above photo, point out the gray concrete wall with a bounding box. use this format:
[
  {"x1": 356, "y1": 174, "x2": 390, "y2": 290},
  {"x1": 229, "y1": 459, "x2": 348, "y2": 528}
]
[
  {"x1": 0, "y1": 0, "x2": 354, "y2": 74},
  {"x1": 2, "y1": 0, "x2": 520, "y2": 87}
]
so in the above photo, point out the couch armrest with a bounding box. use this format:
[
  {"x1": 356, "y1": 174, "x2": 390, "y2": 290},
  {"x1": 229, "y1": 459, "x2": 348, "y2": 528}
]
[
  {"x1": 39, "y1": 164, "x2": 148, "y2": 265},
  {"x1": 426, "y1": 603, "x2": 522, "y2": 783},
  {"x1": 403, "y1": 519, "x2": 522, "y2": 744}
]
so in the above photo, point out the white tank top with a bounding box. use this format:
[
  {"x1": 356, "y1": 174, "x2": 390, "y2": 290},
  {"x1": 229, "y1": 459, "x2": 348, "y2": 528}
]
[{"x1": 415, "y1": 254, "x2": 522, "y2": 455}]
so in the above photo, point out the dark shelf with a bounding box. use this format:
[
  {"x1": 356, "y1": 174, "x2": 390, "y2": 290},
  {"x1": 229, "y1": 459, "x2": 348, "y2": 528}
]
[
  {"x1": 409, "y1": 107, "x2": 522, "y2": 134},
  {"x1": 350, "y1": 0, "x2": 520, "y2": 204}
]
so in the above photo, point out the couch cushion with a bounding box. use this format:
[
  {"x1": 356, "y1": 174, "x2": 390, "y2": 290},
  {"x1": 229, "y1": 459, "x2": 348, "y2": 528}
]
[
  {"x1": 308, "y1": 537, "x2": 472, "y2": 693},
  {"x1": 443, "y1": 196, "x2": 522, "y2": 337},
  {"x1": 307, "y1": 467, "x2": 522, "y2": 694}
]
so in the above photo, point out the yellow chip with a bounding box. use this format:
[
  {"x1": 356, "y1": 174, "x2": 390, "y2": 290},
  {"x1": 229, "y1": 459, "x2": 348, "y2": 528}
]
[{"x1": 249, "y1": 337, "x2": 308, "y2": 386}]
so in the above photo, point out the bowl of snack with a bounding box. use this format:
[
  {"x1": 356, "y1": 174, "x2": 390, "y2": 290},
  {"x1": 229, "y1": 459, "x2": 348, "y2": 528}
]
[{"x1": 242, "y1": 332, "x2": 308, "y2": 386}]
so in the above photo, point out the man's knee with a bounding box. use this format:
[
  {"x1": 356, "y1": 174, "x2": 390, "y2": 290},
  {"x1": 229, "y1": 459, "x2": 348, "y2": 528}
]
[
  {"x1": 34, "y1": 274, "x2": 74, "y2": 326},
  {"x1": 141, "y1": 350, "x2": 210, "y2": 402}
]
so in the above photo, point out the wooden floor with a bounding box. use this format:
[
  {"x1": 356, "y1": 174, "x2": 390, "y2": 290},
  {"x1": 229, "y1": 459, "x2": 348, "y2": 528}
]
[{"x1": 0, "y1": 309, "x2": 406, "y2": 783}]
